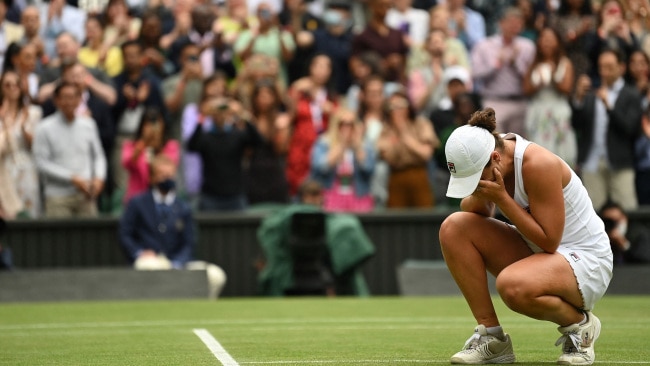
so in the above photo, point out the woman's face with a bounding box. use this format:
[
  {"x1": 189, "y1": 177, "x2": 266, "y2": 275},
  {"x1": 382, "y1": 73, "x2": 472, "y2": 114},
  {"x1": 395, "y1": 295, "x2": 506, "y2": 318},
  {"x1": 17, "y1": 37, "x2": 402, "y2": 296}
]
[
  {"x1": 538, "y1": 29, "x2": 559, "y2": 58},
  {"x1": 310, "y1": 55, "x2": 332, "y2": 86},
  {"x1": 601, "y1": 0, "x2": 623, "y2": 22},
  {"x1": 18, "y1": 44, "x2": 37, "y2": 73},
  {"x1": 254, "y1": 86, "x2": 276, "y2": 111},
  {"x1": 1, "y1": 72, "x2": 21, "y2": 101},
  {"x1": 204, "y1": 78, "x2": 227, "y2": 100},
  {"x1": 363, "y1": 79, "x2": 384, "y2": 110},
  {"x1": 85, "y1": 18, "x2": 103, "y2": 42},
  {"x1": 142, "y1": 119, "x2": 164, "y2": 139},
  {"x1": 629, "y1": 52, "x2": 649, "y2": 80},
  {"x1": 387, "y1": 95, "x2": 409, "y2": 120}
]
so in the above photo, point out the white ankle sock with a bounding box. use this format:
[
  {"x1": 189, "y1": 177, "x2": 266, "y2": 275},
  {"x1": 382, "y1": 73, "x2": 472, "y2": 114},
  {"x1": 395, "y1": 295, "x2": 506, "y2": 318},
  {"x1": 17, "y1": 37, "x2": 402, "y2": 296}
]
[{"x1": 486, "y1": 326, "x2": 505, "y2": 340}]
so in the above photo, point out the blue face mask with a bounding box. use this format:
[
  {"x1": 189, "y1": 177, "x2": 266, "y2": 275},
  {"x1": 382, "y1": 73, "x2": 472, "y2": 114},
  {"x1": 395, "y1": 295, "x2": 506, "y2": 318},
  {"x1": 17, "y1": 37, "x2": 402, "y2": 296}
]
[
  {"x1": 323, "y1": 10, "x2": 350, "y2": 29},
  {"x1": 156, "y1": 178, "x2": 176, "y2": 193}
]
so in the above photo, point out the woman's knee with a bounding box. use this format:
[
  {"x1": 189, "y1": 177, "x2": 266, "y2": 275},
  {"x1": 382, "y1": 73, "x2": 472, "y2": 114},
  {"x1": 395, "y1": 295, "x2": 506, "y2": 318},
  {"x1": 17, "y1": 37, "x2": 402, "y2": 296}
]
[
  {"x1": 496, "y1": 268, "x2": 535, "y2": 310},
  {"x1": 439, "y1": 212, "x2": 481, "y2": 248}
]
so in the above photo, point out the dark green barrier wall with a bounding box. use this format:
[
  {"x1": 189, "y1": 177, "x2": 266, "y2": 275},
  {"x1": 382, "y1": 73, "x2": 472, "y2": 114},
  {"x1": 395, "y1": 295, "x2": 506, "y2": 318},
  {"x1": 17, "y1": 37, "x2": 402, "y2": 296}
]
[{"x1": 4, "y1": 208, "x2": 650, "y2": 297}]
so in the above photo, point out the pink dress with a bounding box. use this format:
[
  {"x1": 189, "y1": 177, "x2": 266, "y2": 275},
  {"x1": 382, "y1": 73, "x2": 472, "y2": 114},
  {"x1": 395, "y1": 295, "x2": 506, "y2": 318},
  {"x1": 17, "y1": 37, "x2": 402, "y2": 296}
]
[{"x1": 121, "y1": 139, "x2": 180, "y2": 203}]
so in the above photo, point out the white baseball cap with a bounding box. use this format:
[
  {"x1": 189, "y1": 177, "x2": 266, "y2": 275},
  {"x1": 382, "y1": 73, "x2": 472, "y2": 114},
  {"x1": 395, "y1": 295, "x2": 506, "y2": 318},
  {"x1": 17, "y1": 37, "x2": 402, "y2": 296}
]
[
  {"x1": 445, "y1": 125, "x2": 496, "y2": 198},
  {"x1": 442, "y1": 65, "x2": 471, "y2": 85}
]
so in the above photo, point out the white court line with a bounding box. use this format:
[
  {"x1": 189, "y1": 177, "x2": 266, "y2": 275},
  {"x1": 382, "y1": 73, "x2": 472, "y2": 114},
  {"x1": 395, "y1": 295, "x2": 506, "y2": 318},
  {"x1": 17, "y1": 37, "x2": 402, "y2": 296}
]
[{"x1": 193, "y1": 328, "x2": 239, "y2": 366}]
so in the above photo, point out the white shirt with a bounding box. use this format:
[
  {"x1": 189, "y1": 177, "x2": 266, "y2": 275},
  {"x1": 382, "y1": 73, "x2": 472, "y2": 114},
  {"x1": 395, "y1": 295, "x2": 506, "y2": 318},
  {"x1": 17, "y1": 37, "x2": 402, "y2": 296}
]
[{"x1": 582, "y1": 77, "x2": 625, "y2": 173}]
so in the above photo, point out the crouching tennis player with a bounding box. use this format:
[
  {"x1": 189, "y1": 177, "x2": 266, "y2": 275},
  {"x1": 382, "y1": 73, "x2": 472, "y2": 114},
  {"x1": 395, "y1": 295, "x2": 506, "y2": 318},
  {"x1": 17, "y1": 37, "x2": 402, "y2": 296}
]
[{"x1": 439, "y1": 108, "x2": 612, "y2": 365}]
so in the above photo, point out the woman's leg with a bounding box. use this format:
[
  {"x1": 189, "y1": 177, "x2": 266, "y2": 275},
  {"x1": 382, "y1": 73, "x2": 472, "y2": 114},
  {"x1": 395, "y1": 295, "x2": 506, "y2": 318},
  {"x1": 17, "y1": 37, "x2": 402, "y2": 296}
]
[
  {"x1": 439, "y1": 212, "x2": 533, "y2": 327},
  {"x1": 496, "y1": 253, "x2": 584, "y2": 326}
]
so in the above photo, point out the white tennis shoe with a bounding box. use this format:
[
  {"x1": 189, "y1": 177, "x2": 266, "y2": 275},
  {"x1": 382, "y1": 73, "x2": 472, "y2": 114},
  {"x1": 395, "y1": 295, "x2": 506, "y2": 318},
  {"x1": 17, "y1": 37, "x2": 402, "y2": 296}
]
[
  {"x1": 555, "y1": 311, "x2": 601, "y2": 365},
  {"x1": 450, "y1": 324, "x2": 516, "y2": 364}
]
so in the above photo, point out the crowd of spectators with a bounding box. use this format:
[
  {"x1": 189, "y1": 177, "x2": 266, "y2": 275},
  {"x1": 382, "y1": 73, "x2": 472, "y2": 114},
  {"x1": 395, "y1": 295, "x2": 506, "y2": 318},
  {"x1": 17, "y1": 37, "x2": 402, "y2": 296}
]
[{"x1": 0, "y1": 0, "x2": 649, "y2": 220}]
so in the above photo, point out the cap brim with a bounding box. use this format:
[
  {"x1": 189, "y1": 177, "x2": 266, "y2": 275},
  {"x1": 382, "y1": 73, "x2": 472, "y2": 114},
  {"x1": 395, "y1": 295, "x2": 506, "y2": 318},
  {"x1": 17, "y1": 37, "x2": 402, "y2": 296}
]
[{"x1": 446, "y1": 171, "x2": 482, "y2": 199}]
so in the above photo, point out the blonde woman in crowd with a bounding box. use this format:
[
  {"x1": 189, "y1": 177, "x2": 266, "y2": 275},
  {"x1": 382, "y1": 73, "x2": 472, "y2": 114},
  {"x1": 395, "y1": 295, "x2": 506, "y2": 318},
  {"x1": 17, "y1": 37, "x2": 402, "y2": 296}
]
[
  {"x1": 0, "y1": 70, "x2": 42, "y2": 218},
  {"x1": 310, "y1": 108, "x2": 376, "y2": 213}
]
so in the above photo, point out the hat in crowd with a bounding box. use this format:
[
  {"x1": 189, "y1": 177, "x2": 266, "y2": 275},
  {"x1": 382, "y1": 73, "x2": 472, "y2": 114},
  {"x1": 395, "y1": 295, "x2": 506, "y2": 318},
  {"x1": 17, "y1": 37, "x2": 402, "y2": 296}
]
[
  {"x1": 443, "y1": 65, "x2": 471, "y2": 85},
  {"x1": 445, "y1": 125, "x2": 495, "y2": 198}
]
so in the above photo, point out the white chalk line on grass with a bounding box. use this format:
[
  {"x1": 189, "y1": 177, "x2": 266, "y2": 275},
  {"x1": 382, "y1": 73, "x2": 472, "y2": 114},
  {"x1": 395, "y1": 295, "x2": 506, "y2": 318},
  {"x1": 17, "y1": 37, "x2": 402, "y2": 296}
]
[
  {"x1": 2, "y1": 317, "x2": 649, "y2": 331},
  {"x1": 193, "y1": 328, "x2": 239, "y2": 366},
  {"x1": 235, "y1": 359, "x2": 650, "y2": 365}
]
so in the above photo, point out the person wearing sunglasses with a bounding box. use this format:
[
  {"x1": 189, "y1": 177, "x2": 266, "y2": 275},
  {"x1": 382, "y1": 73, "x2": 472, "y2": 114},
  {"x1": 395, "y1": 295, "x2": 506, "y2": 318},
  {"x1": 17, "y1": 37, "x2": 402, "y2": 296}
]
[
  {"x1": 310, "y1": 108, "x2": 376, "y2": 213},
  {"x1": 376, "y1": 91, "x2": 439, "y2": 208}
]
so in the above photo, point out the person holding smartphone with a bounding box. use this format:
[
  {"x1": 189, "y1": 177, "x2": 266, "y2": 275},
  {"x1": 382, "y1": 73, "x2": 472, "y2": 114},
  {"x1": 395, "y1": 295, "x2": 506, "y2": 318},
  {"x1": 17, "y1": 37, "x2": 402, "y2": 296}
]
[{"x1": 187, "y1": 97, "x2": 263, "y2": 212}]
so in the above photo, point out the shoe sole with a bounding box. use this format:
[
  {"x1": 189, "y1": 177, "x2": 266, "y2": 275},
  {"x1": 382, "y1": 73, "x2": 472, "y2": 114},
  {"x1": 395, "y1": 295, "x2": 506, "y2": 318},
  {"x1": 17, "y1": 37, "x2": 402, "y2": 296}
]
[{"x1": 451, "y1": 354, "x2": 516, "y2": 364}]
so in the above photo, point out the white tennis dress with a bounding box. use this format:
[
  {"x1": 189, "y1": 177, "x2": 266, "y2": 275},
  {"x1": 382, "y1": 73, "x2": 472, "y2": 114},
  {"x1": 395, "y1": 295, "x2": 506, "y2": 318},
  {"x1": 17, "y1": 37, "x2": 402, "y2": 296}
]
[{"x1": 506, "y1": 133, "x2": 613, "y2": 310}]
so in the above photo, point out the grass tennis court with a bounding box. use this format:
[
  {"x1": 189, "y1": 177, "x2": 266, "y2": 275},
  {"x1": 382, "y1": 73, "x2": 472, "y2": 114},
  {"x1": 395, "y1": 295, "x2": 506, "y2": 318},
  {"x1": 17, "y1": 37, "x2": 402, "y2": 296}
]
[{"x1": 1, "y1": 296, "x2": 649, "y2": 365}]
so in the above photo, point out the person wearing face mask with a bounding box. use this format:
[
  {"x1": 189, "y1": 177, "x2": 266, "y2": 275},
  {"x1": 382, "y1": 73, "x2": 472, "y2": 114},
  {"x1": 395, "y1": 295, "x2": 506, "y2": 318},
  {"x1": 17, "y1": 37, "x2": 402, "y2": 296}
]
[
  {"x1": 312, "y1": 1, "x2": 354, "y2": 95},
  {"x1": 599, "y1": 200, "x2": 650, "y2": 265},
  {"x1": 119, "y1": 155, "x2": 227, "y2": 298}
]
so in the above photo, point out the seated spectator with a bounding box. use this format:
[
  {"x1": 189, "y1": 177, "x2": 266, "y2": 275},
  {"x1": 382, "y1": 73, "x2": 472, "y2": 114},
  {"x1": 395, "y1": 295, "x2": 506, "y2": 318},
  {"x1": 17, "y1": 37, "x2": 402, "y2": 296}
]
[
  {"x1": 310, "y1": 108, "x2": 376, "y2": 213},
  {"x1": 122, "y1": 107, "x2": 179, "y2": 204},
  {"x1": 180, "y1": 72, "x2": 229, "y2": 207},
  {"x1": 234, "y1": 1, "x2": 296, "y2": 87},
  {"x1": 244, "y1": 79, "x2": 291, "y2": 206},
  {"x1": 377, "y1": 91, "x2": 438, "y2": 208},
  {"x1": 600, "y1": 200, "x2": 650, "y2": 264},
  {"x1": 38, "y1": 0, "x2": 86, "y2": 60},
  {"x1": 78, "y1": 14, "x2": 124, "y2": 78},
  {"x1": 33, "y1": 82, "x2": 106, "y2": 218},
  {"x1": 119, "y1": 155, "x2": 227, "y2": 299},
  {"x1": 187, "y1": 97, "x2": 262, "y2": 212},
  {"x1": 0, "y1": 70, "x2": 42, "y2": 218}
]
